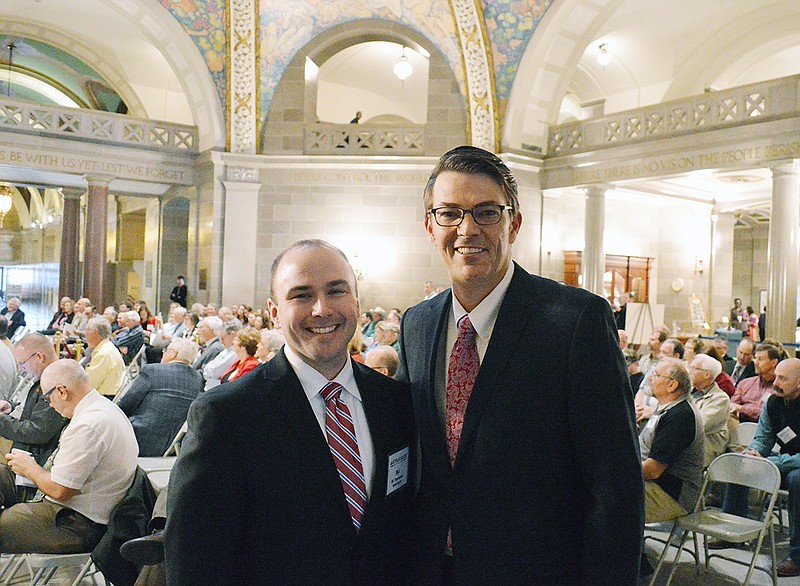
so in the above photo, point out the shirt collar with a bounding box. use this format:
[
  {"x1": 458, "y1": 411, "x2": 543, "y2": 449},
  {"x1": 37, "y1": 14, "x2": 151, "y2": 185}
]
[
  {"x1": 284, "y1": 344, "x2": 361, "y2": 404},
  {"x1": 451, "y1": 262, "x2": 515, "y2": 342},
  {"x1": 72, "y1": 389, "x2": 102, "y2": 418}
]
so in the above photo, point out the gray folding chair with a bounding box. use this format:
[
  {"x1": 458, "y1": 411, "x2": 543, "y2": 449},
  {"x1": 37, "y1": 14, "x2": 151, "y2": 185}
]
[{"x1": 665, "y1": 452, "x2": 781, "y2": 586}]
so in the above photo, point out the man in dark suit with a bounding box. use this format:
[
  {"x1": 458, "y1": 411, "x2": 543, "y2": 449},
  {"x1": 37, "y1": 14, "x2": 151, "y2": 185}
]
[
  {"x1": 396, "y1": 146, "x2": 644, "y2": 585},
  {"x1": 165, "y1": 240, "x2": 414, "y2": 585},
  {"x1": 118, "y1": 337, "x2": 203, "y2": 456},
  {"x1": 0, "y1": 297, "x2": 25, "y2": 339},
  {"x1": 190, "y1": 315, "x2": 224, "y2": 373},
  {"x1": 729, "y1": 336, "x2": 757, "y2": 385},
  {"x1": 0, "y1": 333, "x2": 67, "y2": 505}
]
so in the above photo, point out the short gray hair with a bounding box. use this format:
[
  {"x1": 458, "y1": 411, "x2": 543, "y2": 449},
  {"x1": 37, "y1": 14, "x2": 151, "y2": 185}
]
[
  {"x1": 692, "y1": 353, "x2": 722, "y2": 379},
  {"x1": 221, "y1": 319, "x2": 241, "y2": 335},
  {"x1": 203, "y1": 316, "x2": 224, "y2": 336},
  {"x1": 660, "y1": 358, "x2": 691, "y2": 396},
  {"x1": 167, "y1": 337, "x2": 199, "y2": 364},
  {"x1": 260, "y1": 329, "x2": 285, "y2": 353},
  {"x1": 126, "y1": 310, "x2": 141, "y2": 325},
  {"x1": 86, "y1": 317, "x2": 111, "y2": 339}
]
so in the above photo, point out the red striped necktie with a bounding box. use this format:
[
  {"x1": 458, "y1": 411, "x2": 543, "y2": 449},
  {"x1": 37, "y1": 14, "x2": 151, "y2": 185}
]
[
  {"x1": 321, "y1": 382, "x2": 367, "y2": 532},
  {"x1": 446, "y1": 315, "x2": 479, "y2": 466}
]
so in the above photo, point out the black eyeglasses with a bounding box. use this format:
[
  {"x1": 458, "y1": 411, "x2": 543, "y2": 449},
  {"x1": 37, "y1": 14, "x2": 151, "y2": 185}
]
[
  {"x1": 41, "y1": 384, "x2": 60, "y2": 401},
  {"x1": 428, "y1": 204, "x2": 514, "y2": 227}
]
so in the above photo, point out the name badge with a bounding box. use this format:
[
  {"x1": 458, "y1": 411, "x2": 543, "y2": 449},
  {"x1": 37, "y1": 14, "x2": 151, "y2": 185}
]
[
  {"x1": 386, "y1": 446, "x2": 409, "y2": 496},
  {"x1": 778, "y1": 426, "x2": 798, "y2": 445}
]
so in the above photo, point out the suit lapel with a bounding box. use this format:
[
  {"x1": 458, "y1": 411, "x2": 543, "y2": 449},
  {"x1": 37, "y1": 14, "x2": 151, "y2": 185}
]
[
  {"x1": 267, "y1": 351, "x2": 355, "y2": 526},
  {"x1": 423, "y1": 292, "x2": 452, "y2": 468},
  {"x1": 456, "y1": 265, "x2": 535, "y2": 468}
]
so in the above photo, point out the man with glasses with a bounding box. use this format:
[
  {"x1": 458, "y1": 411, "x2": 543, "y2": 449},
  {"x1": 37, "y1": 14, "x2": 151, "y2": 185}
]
[
  {"x1": 639, "y1": 358, "x2": 704, "y2": 523},
  {"x1": 0, "y1": 333, "x2": 67, "y2": 505},
  {"x1": 396, "y1": 146, "x2": 643, "y2": 584},
  {"x1": 0, "y1": 359, "x2": 138, "y2": 554},
  {"x1": 689, "y1": 354, "x2": 731, "y2": 466}
]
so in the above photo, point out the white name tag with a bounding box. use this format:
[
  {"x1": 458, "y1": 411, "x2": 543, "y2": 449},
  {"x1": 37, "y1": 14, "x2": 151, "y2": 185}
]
[
  {"x1": 386, "y1": 446, "x2": 409, "y2": 496},
  {"x1": 777, "y1": 426, "x2": 797, "y2": 445}
]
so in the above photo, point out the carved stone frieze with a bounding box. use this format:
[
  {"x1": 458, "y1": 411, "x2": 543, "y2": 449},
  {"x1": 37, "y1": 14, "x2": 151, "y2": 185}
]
[
  {"x1": 449, "y1": 0, "x2": 497, "y2": 152},
  {"x1": 229, "y1": 0, "x2": 258, "y2": 154}
]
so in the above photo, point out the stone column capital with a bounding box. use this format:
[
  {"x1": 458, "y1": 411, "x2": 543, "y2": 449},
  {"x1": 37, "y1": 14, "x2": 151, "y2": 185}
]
[
  {"x1": 83, "y1": 174, "x2": 115, "y2": 189},
  {"x1": 769, "y1": 160, "x2": 800, "y2": 177},
  {"x1": 582, "y1": 183, "x2": 612, "y2": 198},
  {"x1": 60, "y1": 187, "x2": 84, "y2": 201}
]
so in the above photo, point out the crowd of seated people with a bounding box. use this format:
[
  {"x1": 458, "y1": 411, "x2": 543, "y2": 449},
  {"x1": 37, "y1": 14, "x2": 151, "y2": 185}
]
[{"x1": 621, "y1": 323, "x2": 800, "y2": 578}]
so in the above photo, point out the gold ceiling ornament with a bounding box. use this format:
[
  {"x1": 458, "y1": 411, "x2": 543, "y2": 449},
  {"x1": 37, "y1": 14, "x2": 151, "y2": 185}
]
[{"x1": 0, "y1": 185, "x2": 12, "y2": 228}]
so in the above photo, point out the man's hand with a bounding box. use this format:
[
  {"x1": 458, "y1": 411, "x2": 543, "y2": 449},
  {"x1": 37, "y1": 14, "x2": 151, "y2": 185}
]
[
  {"x1": 6, "y1": 450, "x2": 39, "y2": 478},
  {"x1": 742, "y1": 447, "x2": 762, "y2": 457},
  {"x1": 731, "y1": 403, "x2": 741, "y2": 417},
  {"x1": 636, "y1": 403, "x2": 654, "y2": 423},
  {"x1": 0, "y1": 400, "x2": 12, "y2": 414}
]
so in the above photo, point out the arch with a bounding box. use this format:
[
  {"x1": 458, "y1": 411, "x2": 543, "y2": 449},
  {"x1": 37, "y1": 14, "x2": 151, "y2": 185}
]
[
  {"x1": 261, "y1": 18, "x2": 467, "y2": 155},
  {"x1": 663, "y1": 5, "x2": 800, "y2": 100},
  {"x1": 502, "y1": 0, "x2": 625, "y2": 153},
  {"x1": 2, "y1": 22, "x2": 147, "y2": 118},
  {"x1": 2, "y1": 0, "x2": 225, "y2": 150}
]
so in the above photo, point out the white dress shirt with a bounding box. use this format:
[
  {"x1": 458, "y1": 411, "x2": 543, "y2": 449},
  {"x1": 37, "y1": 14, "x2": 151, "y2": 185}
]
[
  {"x1": 446, "y1": 262, "x2": 515, "y2": 370},
  {"x1": 284, "y1": 345, "x2": 375, "y2": 497},
  {"x1": 203, "y1": 347, "x2": 237, "y2": 390}
]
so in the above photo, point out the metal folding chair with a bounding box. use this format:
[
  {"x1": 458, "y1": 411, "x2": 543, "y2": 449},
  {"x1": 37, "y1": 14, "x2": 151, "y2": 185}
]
[{"x1": 665, "y1": 452, "x2": 781, "y2": 586}]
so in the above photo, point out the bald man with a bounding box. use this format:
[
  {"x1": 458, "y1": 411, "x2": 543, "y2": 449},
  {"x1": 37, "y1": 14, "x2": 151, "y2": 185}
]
[
  {"x1": 713, "y1": 358, "x2": 800, "y2": 577},
  {"x1": 0, "y1": 360, "x2": 138, "y2": 554},
  {"x1": 365, "y1": 345, "x2": 399, "y2": 377}
]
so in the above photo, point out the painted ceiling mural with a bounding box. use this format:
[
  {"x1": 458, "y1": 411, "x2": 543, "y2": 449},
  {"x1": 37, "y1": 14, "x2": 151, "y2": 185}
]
[
  {"x1": 159, "y1": 0, "x2": 228, "y2": 106},
  {"x1": 482, "y1": 0, "x2": 553, "y2": 116},
  {"x1": 158, "y1": 0, "x2": 551, "y2": 133}
]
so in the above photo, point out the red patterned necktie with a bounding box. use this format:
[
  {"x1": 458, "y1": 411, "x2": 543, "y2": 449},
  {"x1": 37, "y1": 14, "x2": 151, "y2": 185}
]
[
  {"x1": 446, "y1": 315, "x2": 479, "y2": 466},
  {"x1": 321, "y1": 382, "x2": 367, "y2": 532}
]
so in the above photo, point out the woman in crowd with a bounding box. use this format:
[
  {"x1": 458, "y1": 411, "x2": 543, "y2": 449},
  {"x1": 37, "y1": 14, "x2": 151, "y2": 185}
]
[
  {"x1": 256, "y1": 328, "x2": 285, "y2": 362},
  {"x1": 181, "y1": 311, "x2": 201, "y2": 340},
  {"x1": 139, "y1": 303, "x2": 157, "y2": 333},
  {"x1": 746, "y1": 306, "x2": 759, "y2": 341},
  {"x1": 221, "y1": 328, "x2": 261, "y2": 383}
]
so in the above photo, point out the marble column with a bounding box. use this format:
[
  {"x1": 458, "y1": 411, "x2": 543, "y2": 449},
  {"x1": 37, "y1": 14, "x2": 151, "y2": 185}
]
[
  {"x1": 83, "y1": 175, "x2": 113, "y2": 309},
  {"x1": 221, "y1": 175, "x2": 261, "y2": 305},
  {"x1": 766, "y1": 162, "x2": 800, "y2": 344},
  {"x1": 583, "y1": 184, "x2": 608, "y2": 296},
  {"x1": 58, "y1": 188, "x2": 83, "y2": 300}
]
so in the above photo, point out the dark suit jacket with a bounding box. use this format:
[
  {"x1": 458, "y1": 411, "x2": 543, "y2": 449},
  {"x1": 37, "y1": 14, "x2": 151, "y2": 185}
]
[
  {"x1": 0, "y1": 379, "x2": 68, "y2": 465},
  {"x1": 0, "y1": 308, "x2": 25, "y2": 338},
  {"x1": 191, "y1": 338, "x2": 223, "y2": 373},
  {"x1": 731, "y1": 361, "x2": 756, "y2": 385},
  {"x1": 117, "y1": 363, "x2": 203, "y2": 456},
  {"x1": 165, "y1": 350, "x2": 415, "y2": 585},
  {"x1": 396, "y1": 263, "x2": 644, "y2": 585}
]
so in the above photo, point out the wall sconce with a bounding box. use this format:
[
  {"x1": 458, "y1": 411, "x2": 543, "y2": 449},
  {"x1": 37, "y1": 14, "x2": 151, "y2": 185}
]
[
  {"x1": 596, "y1": 43, "x2": 611, "y2": 66},
  {"x1": 694, "y1": 257, "x2": 704, "y2": 275},
  {"x1": 0, "y1": 185, "x2": 13, "y2": 228},
  {"x1": 393, "y1": 47, "x2": 413, "y2": 82}
]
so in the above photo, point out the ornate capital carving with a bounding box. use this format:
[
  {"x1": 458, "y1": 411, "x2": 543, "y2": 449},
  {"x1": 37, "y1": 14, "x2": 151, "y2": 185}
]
[
  {"x1": 229, "y1": 0, "x2": 259, "y2": 155},
  {"x1": 449, "y1": 0, "x2": 497, "y2": 152},
  {"x1": 227, "y1": 165, "x2": 259, "y2": 183}
]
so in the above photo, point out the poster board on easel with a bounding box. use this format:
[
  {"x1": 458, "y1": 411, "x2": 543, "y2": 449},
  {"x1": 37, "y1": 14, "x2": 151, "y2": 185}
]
[
  {"x1": 625, "y1": 302, "x2": 665, "y2": 346},
  {"x1": 688, "y1": 296, "x2": 707, "y2": 330}
]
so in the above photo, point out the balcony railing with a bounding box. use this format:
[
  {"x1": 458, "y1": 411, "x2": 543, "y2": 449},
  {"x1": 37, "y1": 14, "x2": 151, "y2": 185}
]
[
  {"x1": 304, "y1": 123, "x2": 425, "y2": 155},
  {"x1": 548, "y1": 75, "x2": 800, "y2": 156},
  {"x1": 0, "y1": 98, "x2": 198, "y2": 154}
]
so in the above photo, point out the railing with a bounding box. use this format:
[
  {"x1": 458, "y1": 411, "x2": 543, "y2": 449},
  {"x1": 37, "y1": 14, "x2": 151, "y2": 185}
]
[
  {"x1": 304, "y1": 123, "x2": 425, "y2": 155},
  {"x1": 548, "y1": 75, "x2": 800, "y2": 156},
  {"x1": 0, "y1": 97, "x2": 198, "y2": 154}
]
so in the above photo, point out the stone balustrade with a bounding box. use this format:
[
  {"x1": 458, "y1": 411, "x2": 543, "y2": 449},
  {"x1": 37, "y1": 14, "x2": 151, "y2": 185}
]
[
  {"x1": 0, "y1": 97, "x2": 198, "y2": 154},
  {"x1": 304, "y1": 123, "x2": 425, "y2": 155},
  {"x1": 548, "y1": 75, "x2": 800, "y2": 156}
]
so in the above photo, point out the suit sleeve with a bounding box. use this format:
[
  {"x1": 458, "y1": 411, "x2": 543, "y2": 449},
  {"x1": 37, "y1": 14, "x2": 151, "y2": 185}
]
[
  {"x1": 116, "y1": 369, "x2": 149, "y2": 414},
  {"x1": 0, "y1": 394, "x2": 66, "y2": 445},
  {"x1": 165, "y1": 394, "x2": 249, "y2": 585},
  {"x1": 567, "y1": 295, "x2": 644, "y2": 585}
]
